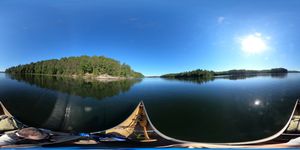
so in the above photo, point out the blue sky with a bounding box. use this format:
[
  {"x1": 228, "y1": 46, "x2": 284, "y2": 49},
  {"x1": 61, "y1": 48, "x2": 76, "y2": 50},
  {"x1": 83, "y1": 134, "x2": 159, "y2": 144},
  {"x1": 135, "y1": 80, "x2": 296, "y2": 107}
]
[{"x1": 1, "y1": 0, "x2": 300, "y2": 75}]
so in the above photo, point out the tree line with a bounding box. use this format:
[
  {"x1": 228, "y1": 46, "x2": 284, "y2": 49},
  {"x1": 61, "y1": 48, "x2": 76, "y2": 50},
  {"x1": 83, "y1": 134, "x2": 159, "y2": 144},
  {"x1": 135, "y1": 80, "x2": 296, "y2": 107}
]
[
  {"x1": 161, "y1": 68, "x2": 289, "y2": 78},
  {"x1": 215, "y1": 68, "x2": 288, "y2": 76},
  {"x1": 161, "y1": 69, "x2": 214, "y2": 78},
  {"x1": 5, "y1": 56, "x2": 144, "y2": 78}
]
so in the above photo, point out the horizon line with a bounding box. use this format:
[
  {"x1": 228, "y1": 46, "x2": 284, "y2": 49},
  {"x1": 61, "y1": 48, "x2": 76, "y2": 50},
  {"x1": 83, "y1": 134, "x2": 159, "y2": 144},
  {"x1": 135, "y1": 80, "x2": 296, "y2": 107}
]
[{"x1": 2, "y1": 65, "x2": 299, "y2": 76}]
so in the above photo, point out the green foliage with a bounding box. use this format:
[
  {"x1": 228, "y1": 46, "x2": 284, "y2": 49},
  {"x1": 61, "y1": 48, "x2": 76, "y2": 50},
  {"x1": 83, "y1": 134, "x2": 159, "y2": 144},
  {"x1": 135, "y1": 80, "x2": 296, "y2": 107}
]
[
  {"x1": 161, "y1": 68, "x2": 289, "y2": 79},
  {"x1": 5, "y1": 56, "x2": 144, "y2": 78},
  {"x1": 270, "y1": 68, "x2": 288, "y2": 73},
  {"x1": 161, "y1": 69, "x2": 214, "y2": 78},
  {"x1": 215, "y1": 68, "x2": 288, "y2": 76}
]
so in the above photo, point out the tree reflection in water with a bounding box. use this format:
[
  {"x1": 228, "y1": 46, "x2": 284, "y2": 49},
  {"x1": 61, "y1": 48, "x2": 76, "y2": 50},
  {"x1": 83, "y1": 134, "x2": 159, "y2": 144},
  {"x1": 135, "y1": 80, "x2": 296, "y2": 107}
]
[
  {"x1": 8, "y1": 74, "x2": 141, "y2": 99},
  {"x1": 163, "y1": 73, "x2": 288, "y2": 83}
]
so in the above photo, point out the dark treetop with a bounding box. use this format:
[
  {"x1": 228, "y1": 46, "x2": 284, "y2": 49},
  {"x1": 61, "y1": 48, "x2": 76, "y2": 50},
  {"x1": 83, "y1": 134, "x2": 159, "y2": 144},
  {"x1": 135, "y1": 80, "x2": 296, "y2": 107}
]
[{"x1": 5, "y1": 56, "x2": 144, "y2": 78}]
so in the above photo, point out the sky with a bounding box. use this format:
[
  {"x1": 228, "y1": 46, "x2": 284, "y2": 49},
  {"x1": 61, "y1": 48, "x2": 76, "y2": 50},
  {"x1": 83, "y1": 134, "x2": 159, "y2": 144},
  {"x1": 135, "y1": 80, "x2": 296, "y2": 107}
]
[{"x1": 1, "y1": 0, "x2": 300, "y2": 76}]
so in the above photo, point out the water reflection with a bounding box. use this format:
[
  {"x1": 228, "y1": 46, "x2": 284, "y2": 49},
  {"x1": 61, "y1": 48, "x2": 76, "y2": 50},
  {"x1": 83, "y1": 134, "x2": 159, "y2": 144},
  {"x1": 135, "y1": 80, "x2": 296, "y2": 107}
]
[
  {"x1": 163, "y1": 73, "x2": 288, "y2": 84},
  {"x1": 0, "y1": 83, "x2": 137, "y2": 133},
  {"x1": 0, "y1": 74, "x2": 141, "y2": 132},
  {"x1": 254, "y1": 99, "x2": 261, "y2": 106},
  {"x1": 271, "y1": 73, "x2": 288, "y2": 78},
  {"x1": 216, "y1": 73, "x2": 288, "y2": 80},
  {"x1": 0, "y1": 73, "x2": 299, "y2": 142},
  {"x1": 39, "y1": 93, "x2": 137, "y2": 132},
  {"x1": 8, "y1": 74, "x2": 141, "y2": 99}
]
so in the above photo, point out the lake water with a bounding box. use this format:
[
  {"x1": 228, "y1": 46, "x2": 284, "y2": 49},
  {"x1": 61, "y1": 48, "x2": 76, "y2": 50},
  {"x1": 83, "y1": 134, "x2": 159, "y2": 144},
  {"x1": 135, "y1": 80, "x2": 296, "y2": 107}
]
[{"x1": 0, "y1": 73, "x2": 299, "y2": 143}]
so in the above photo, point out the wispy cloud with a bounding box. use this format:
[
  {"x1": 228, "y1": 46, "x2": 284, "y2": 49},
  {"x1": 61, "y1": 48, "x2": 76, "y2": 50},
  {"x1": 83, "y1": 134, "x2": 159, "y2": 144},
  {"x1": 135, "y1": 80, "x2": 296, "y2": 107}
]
[{"x1": 217, "y1": 16, "x2": 225, "y2": 24}]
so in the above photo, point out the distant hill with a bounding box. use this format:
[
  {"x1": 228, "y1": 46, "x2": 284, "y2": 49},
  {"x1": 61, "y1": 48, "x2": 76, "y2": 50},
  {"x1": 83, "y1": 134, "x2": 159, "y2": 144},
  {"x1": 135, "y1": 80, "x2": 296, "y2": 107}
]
[
  {"x1": 145, "y1": 76, "x2": 161, "y2": 78},
  {"x1": 161, "y1": 68, "x2": 292, "y2": 78},
  {"x1": 215, "y1": 68, "x2": 288, "y2": 76},
  {"x1": 5, "y1": 56, "x2": 144, "y2": 78},
  {"x1": 288, "y1": 70, "x2": 300, "y2": 73}
]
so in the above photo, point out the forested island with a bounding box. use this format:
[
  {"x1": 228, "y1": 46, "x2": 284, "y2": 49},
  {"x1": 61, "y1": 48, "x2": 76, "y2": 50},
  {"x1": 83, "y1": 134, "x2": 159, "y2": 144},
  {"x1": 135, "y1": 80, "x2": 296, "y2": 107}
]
[
  {"x1": 161, "y1": 68, "x2": 293, "y2": 78},
  {"x1": 5, "y1": 56, "x2": 144, "y2": 80}
]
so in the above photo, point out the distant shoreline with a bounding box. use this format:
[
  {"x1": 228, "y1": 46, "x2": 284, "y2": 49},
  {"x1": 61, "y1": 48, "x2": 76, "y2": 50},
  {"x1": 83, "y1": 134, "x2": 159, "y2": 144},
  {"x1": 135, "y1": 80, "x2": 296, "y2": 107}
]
[
  {"x1": 161, "y1": 72, "x2": 299, "y2": 79},
  {"x1": 145, "y1": 76, "x2": 160, "y2": 78},
  {"x1": 161, "y1": 68, "x2": 299, "y2": 78},
  {"x1": 147, "y1": 72, "x2": 300, "y2": 79}
]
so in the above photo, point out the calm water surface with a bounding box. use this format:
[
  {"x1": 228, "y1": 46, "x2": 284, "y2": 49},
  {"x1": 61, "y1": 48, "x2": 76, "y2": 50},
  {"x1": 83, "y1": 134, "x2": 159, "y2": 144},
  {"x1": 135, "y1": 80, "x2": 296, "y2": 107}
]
[{"x1": 0, "y1": 73, "x2": 299, "y2": 143}]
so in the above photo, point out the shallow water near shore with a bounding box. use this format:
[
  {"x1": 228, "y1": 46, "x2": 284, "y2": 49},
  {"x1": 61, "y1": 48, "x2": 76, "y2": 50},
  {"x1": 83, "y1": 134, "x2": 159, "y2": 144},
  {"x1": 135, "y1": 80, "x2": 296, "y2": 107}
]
[{"x1": 0, "y1": 73, "x2": 299, "y2": 143}]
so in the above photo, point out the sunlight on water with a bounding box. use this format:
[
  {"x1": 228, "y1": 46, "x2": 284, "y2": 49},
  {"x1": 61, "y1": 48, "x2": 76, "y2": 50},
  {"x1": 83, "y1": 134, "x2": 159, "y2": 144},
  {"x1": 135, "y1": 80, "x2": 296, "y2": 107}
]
[{"x1": 0, "y1": 73, "x2": 299, "y2": 142}]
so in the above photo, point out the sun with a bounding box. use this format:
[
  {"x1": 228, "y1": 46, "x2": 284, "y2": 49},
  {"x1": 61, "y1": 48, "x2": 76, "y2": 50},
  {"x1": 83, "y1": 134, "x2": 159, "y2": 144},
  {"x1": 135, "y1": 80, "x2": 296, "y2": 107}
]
[{"x1": 241, "y1": 33, "x2": 267, "y2": 54}]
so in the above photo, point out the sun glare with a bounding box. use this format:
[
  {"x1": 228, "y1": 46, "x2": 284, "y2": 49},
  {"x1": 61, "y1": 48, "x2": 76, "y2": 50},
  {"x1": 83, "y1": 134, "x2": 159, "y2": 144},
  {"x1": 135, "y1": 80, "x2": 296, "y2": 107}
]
[{"x1": 241, "y1": 33, "x2": 267, "y2": 54}]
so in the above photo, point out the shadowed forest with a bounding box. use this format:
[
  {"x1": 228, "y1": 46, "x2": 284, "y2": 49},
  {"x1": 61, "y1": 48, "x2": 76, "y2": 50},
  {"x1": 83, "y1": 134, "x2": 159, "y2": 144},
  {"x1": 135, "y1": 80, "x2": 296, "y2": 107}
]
[{"x1": 5, "y1": 56, "x2": 144, "y2": 78}]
